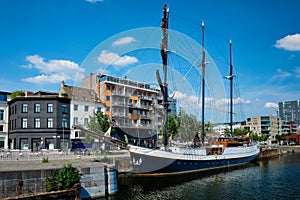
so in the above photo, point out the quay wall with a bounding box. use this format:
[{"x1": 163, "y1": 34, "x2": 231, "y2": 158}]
[
  {"x1": 279, "y1": 145, "x2": 300, "y2": 153},
  {"x1": 0, "y1": 164, "x2": 117, "y2": 199},
  {"x1": 258, "y1": 146, "x2": 300, "y2": 159}
]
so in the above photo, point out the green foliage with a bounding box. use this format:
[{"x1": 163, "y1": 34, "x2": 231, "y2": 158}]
[
  {"x1": 167, "y1": 114, "x2": 180, "y2": 138},
  {"x1": 87, "y1": 111, "x2": 111, "y2": 134},
  {"x1": 253, "y1": 133, "x2": 268, "y2": 142},
  {"x1": 233, "y1": 128, "x2": 249, "y2": 136},
  {"x1": 57, "y1": 164, "x2": 80, "y2": 190},
  {"x1": 205, "y1": 121, "x2": 213, "y2": 133},
  {"x1": 176, "y1": 109, "x2": 201, "y2": 142},
  {"x1": 45, "y1": 170, "x2": 58, "y2": 192},
  {"x1": 45, "y1": 164, "x2": 80, "y2": 192},
  {"x1": 275, "y1": 134, "x2": 283, "y2": 142},
  {"x1": 11, "y1": 90, "x2": 25, "y2": 99},
  {"x1": 224, "y1": 128, "x2": 230, "y2": 135},
  {"x1": 42, "y1": 157, "x2": 49, "y2": 163}
]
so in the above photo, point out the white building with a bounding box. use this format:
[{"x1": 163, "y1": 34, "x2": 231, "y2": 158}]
[
  {"x1": 59, "y1": 81, "x2": 104, "y2": 140},
  {"x1": 0, "y1": 91, "x2": 11, "y2": 149},
  {"x1": 213, "y1": 122, "x2": 244, "y2": 135}
]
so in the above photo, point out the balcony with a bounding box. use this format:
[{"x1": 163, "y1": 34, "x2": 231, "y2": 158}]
[
  {"x1": 139, "y1": 96, "x2": 153, "y2": 102},
  {"x1": 111, "y1": 91, "x2": 129, "y2": 98},
  {"x1": 129, "y1": 105, "x2": 151, "y2": 111},
  {"x1": 112, "y1": 102, "x2": 129, "y2": 108},
  {"x1": 140, "y1": 115, "x2": 152, "y2": 121}
]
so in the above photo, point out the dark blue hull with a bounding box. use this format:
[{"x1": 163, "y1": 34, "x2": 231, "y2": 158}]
[{"x1": 130, "y1": 151, "x2": 260, "y2": 175}]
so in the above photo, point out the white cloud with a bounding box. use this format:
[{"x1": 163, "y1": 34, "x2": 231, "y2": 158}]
[
  {"x1": 275, "y1": 34, "x2": 300, "y2": 51},
  {"x1": 97, "y1": 50, "x2": 138, "y2": 67},
  {"x1": 294, "y1": 67, "x2": 300, "y2": 78},
  {"x1": 112, "y1": 37, "x2": 136, "y2": 47},
  {"x1": 214, "y1": 97, "x2": 251, "y2": 106},
  {"x1": 274, "y1": 68, "x2": 292, "y2": 79},
  {"x1": 264, "y1": 102, "x2": 278, "y2": 108},
  {"x1": 22, "y1": 55, "x2": 85, "y2": 84},
  {"x1": 86, "y1": 0, "x2": 103, "y2": 3}
]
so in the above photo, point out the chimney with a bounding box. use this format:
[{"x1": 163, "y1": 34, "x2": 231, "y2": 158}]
[{"x1": 90, "y1": 73, "x2": 93, "y2": 90}]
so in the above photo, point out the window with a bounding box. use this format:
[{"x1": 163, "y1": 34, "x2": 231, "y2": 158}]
[
  {"x1": 62, "y1": 118, "x2": 67, "y2": 128},
  {"x1": 74, "y1": 104, "x2": 78, "y2": 111},
  {"x1": 22, "y1": 118, "x2": 27, "y2": 128},
  {"x1": 75, "y1": 131, "x2": 80, "y2": 138},
  {"x1": 34, "y1": 103, "x2": 40, "y2": 113},
  {"x1": 35, "y1": 118, "x2": 40, "y2": 128},
  {"x1": 47, "y1": 103, "x2": 53, "y2": 113},
  {"x1": 73, "y1": 117, "x2": 78, "y2": 125},
  {"x1": 0, "y1": 110, "x2": 3, "y2": 120},
  {"x1": 106, "y1": 85, "x2": 110, "y2": 90},
  {"x1": 106, "y1": 96, "x2": 110, "y2": 101},
  {"x1": 84, "y1": 118, "x2": 88, "y2": 125},
  {"x1": 62, "y1": 104, "x2": 68, "y2": 113},
  {"x1": 84, "y1": 105, "x2": 89, "y2": 112},
  {"x1": 106, "y1": 107, "x2": 110, "y2": 112},
  {"x1": 22, "y1": 104, "x2": 28, "y2": 113},
  {"x1": 47, "y1": 118, "x2": 53, "y2": 128},
  {"x1": 0, "y1": 125, "x2": 3, "y2": 131}
]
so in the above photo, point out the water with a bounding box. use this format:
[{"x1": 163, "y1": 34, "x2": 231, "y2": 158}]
[{"x1": 105, "y1": 153, "x2": 300, "y2": 200}]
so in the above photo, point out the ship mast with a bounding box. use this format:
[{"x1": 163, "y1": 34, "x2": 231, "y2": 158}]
[
  {"x1": 229, "y1": 39, "x2": 233, "y2": 136},
  {"x1": 201, "y1": 21, "x2": 205, "y2": 144},
  {"x1": 161, "y1": 4, "x2": 169, "y2": 148}
]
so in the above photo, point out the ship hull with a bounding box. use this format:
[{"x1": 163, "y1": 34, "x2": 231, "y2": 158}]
[{"x1": 129, "y1": 144, "x2": 260, "y2": 175}]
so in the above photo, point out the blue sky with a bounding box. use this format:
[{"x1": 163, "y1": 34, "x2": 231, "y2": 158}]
[{"x1": 1, "y1": 0, "x2": 300, "y2": 120}]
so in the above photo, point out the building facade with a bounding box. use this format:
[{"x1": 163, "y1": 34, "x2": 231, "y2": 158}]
[
  {"x1": 245, "y1": 115, "x2": 281, "y2": 141},
  {"x1": 279, "y1": 100, "x2": 300, "y2": 127},
  {"x1": 59, "y1": 81, "x2": 104, "y2": 140},
  {"x1": 8, "y1": 94, "x2": 70, "y2": 150},
  {"x1": 0, "y1": 91, "x2": 11, "y2": 149},
  {"x1": 82, "y1": 73, "x2": 161, "y2": 141}
]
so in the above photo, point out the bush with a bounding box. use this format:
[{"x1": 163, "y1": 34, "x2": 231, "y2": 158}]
[
  {"x1": 42, "y1": 157, "x2": 49, "y2": 163},
  {"x1": 57, "y1": 164, "x2": 80, "y2": 190},
  {"x1": 45, "y1": 170, "x2": 58, "y2": 192},
  {"x1": 45, "y1": 164, "x2": 80, "y2": 192}
]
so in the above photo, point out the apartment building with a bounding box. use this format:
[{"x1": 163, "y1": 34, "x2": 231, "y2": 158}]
[
  {"x1": 0, "y1": 91, "x2": 11, "y2": 149},
  {"x1": 82, "y1": 73, "x2": 160, "y2": 140},
  {"x1": 244, "y1": 115, "x2": 281, "y2": 141},
  {"x1": 279, "y1": 100, "x2": 300, "y2": 127},
  {"x1": 8, "y1": 92, "x2": 70, "y2": 150}
]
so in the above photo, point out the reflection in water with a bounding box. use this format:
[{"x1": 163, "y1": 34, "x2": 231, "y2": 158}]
[{"x1": 102, "y1": 153, "x2": 300, "y2": 200}]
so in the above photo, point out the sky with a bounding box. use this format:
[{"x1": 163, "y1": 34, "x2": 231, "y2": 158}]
[{"x1": 1, "y1": 0, "x2": 300, "y2": 121}]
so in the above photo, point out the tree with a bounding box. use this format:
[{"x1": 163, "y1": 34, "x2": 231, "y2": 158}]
[
  {"x1": 205, "y1": 121, "x2": 213, "y2": 133},
  {"x1": 167, "y1": 114, "x2": 180, "y2": 139},
  {"x1": 275, "y1": 134, "x2": 283, "y2": 142},
  {"x1": 176, "y1": 109, "x2": 201, "y2": 142},
  {"x1": 87, "y1": 111, "x2": 110, "y2": 134},
  {"x1": 224, "y1": 128, "x2": 230, "y2": 136},
  {"x1": 233, "y1": 128, "x2": 248, "y2": 136},
  {"x1": 11, "y1": 90, "x2": 25, "y2": 99}
]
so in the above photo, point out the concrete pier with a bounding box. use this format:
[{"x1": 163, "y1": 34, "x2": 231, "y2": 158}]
[{"x1": 0, "y1": 156, "x2": 121, "y2": 199}]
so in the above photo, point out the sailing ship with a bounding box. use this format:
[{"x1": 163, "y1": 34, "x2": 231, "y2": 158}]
[{"x1": 127, "y1": 4, "x2": 260, "y2": 175}]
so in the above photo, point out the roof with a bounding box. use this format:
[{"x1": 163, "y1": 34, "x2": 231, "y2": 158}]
[
  {"x1": 59, "y1": 81, "x2": 102, "y2": 105},
  {"x1": 284, "y1": 134, "x2": 300, "y2": 140}
]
